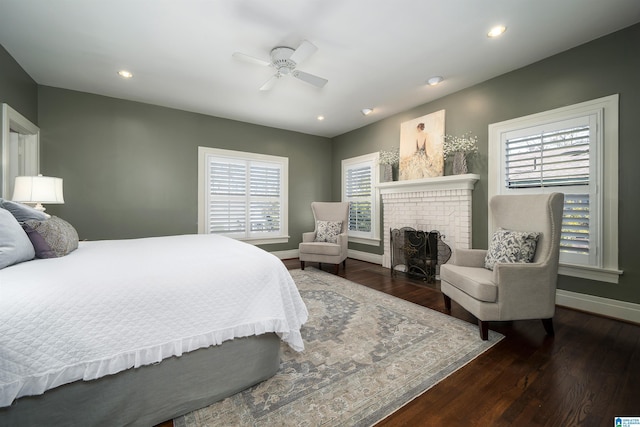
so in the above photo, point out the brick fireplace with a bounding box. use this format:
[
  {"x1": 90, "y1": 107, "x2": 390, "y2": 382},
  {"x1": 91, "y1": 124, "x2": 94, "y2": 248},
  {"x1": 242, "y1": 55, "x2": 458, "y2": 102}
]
[{"x1": 378, "y1": 174, "x2": 479, "y2": 270}]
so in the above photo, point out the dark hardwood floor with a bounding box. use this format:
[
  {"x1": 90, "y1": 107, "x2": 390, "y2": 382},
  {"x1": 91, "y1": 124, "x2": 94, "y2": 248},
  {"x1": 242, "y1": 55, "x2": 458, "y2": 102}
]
[{"x1": 160, "y1": 258, "x2": 640, "y2": 427}]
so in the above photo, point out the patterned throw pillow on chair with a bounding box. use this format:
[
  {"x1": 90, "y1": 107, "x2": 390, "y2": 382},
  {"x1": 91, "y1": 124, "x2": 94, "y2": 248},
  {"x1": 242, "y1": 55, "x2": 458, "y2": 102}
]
[
  {"x1": 484, "y1": 227, "x2": 540, "y2": 270},
  {"x1": 314, "y1": 220, "x2": 342, "y2": 244}
]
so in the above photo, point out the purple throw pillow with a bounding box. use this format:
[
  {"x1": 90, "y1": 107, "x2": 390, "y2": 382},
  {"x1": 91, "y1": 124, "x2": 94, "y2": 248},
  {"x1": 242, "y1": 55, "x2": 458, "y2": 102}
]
[{"x1": 22, "y1": 224, "x2": 57, "y2": 259}]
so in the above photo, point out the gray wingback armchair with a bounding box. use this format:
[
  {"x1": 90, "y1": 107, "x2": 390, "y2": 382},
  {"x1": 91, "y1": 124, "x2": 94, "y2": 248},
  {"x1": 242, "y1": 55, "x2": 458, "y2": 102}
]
[
  {"x1": 440, "y1": 193, "x2": 564, "y2": 340},
  {"x1": 299, "y1": 202, "x2": 349, "y2": 274}
]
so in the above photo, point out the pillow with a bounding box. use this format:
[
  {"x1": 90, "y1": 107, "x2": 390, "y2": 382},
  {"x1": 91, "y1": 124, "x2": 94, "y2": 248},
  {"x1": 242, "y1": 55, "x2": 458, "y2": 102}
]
[
  {"x1": 314, "y1": 220, "x2": 342, "y2": 244},
  {"x1": 0, "y1": 198, "x2": 49, "y2": 222},
  {"x1": 22, "y1": 224, "x2": 57, "y2": 258},
  {"x1": 0, "y1": 208, "x2": 35, "y2": 269},
  {"x1": 23, "y1": 216, "x2": 79, "y2": 257},
  {"x1": 484, "y1": 227, "x2": 540, "y2": 270}
]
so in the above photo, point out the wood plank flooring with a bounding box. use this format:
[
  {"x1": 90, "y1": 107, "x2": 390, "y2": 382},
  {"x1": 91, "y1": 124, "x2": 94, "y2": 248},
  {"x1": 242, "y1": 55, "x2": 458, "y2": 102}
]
[{"x1": 160, "y1": 258, "x2": 640, "y2": 427}]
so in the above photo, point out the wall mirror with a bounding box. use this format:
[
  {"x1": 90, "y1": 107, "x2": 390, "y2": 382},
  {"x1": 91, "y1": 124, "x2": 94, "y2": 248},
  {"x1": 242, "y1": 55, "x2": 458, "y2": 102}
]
[{"x1": 1, "y1": 103, "x2": 40, "y2": 199}]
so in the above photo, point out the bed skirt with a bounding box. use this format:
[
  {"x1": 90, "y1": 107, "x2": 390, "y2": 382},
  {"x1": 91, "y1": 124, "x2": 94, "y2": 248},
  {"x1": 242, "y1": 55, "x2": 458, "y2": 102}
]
[{"x1": 0, "y1": 333, "x2": 281, "y2": 426}]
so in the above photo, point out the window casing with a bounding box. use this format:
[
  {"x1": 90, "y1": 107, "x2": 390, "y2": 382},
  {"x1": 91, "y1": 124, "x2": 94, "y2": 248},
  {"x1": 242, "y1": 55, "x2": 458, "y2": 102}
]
[
  {"x1": 198, "y1": 147, "x2": 288, "y2": 244},
  {"x1": 488, "y1": 95, "x2": 620, "y2": 283},
  {"x1": 342, "y1": 153, "x2": 380, "y2": 245}
]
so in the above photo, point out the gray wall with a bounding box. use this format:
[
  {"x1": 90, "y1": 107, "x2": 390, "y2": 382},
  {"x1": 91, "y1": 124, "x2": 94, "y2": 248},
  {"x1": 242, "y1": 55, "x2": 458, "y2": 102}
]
[
  {"x1": 332, "y1": 23, "x2": 640, "y2": 303},
  {"x1": 37, "y1": 86, "x2": 333, "y2": 252},
  {"x1": 0, "y1": 44, "x2": 38, "y2": 124}
]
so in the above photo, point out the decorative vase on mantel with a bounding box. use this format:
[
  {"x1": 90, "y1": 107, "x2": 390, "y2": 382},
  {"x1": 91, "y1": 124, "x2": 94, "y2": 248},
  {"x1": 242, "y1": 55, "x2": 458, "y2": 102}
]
[
  {"x1": 382, "y1": 164, "x2": 394, "y2": 182},
  {"x1": 452, "y1": 151, "x2": 468, "y2": 175}
]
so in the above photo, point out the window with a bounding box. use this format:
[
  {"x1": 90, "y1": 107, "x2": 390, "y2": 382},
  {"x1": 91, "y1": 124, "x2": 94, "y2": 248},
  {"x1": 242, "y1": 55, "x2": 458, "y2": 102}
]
[
  {"x1": 198, "y1": 147, "x2": 288, "y2": 244},
  {"x1": 489, "y1": 95, "x2": 620, "y2": 283},
  {"x1": 342, "y1": 153, "x2": 380, "y2": 245},
  {"x1": 503, "y1": 115, "x2": 597, "y2": 266}
]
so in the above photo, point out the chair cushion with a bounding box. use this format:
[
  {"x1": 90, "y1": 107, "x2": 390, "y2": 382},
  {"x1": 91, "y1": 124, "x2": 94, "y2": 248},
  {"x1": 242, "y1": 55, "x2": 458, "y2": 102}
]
[
  {"x1": 484, "y1": 227, "x2": 540, "y2": 270},
  {"x1": 299, "y1": 241, "x2": 342, "y2": 256},
  {"x1": 314, "y1": 220, "x2": 342, "y2": 243},
  {"x1": 440, "y1": 264, "x2": 497, "y2": 302}
]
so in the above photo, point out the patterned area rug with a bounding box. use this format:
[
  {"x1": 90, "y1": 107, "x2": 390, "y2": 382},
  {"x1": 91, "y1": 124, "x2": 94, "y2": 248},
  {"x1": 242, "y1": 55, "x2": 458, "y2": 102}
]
[{"x1": 175, "y1": 268, "x2": 503, "y2": 426}]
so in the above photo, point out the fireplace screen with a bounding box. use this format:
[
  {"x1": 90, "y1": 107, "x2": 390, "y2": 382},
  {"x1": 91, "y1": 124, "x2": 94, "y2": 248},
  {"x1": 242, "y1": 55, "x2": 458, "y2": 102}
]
[{"x1": 390, "y1": 227, "x2": 451, "y2": 282}]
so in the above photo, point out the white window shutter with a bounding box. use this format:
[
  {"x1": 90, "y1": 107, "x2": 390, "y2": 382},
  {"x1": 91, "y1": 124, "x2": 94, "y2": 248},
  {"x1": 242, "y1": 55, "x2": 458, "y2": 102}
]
[{"x1": 345, "y1": 164, "x2": 372, "y2": 233}]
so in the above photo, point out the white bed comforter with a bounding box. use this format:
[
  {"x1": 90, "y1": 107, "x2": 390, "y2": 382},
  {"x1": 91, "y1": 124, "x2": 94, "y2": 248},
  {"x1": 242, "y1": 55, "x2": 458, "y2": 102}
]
[{"x1": 0, "y1": 234, "x2": 308, "y2": 407}]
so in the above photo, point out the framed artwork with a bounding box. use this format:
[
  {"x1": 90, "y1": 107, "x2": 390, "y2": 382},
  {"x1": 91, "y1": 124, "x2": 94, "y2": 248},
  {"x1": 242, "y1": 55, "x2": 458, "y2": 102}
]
[{"x1": 399, "y1": 110, "x2": 445, "y2": 180}]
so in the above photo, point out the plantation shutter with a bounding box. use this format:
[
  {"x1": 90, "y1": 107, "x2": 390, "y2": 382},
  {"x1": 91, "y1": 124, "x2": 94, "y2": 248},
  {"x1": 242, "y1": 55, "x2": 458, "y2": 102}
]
[
  {"x1": 502, "y1": 115, "x2": 597, "y2": 264},
  {"x1": 207, "y1": 156, "x2": 282, "y2": 237},
  {"x1": 249, "y1": 163, "x2": 281, "y2": 233},
  {"x1": 345, "y1": 164, "x2": 372, "y2": 233},
  {"x1": 504, "y1": 124, "x2": 590, "y2": 189},
  {"x1": 208, "y1": 160, "x2": 247, "y2": 234}
]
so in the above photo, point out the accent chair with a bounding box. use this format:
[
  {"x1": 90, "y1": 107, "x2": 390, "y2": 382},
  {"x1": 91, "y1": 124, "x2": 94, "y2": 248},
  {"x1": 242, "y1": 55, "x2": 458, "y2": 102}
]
[
  {"x1": 440, "y1": 193, "x2": 564, "y2": 340},
  {"x1": 299, "y1": 202, "x2": 349, "y2": 274}
]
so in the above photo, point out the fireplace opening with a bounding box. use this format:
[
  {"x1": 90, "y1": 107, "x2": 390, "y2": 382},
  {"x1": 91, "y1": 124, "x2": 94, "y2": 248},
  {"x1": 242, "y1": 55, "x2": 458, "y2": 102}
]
[{"x1": 390, "y1": 227, "x2": 451, "y2": 282}]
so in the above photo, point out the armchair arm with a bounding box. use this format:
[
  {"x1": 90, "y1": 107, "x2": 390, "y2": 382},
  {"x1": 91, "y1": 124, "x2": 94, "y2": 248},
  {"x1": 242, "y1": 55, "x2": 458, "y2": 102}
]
[
  {"x1": 493, "y1": 262, "x2": 557, "y2": 319},
  {"x1": 451, "y1": 248, "x2": 487, "y2": 268},
  {"x1": 302, "y1": 231, "x2": 316, "y2": 242},
  {"x1": 337, "y1": 232, "x2": 348, "y2": 251}
]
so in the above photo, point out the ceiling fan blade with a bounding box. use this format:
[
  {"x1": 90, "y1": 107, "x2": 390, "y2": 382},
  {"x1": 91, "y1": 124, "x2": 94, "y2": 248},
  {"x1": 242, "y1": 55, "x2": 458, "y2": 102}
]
[
  {"x1": 289, "y1": 40, "x2": 317, "y2": 65},
  {"x1": 259, "y1": 74, "x2": 280, "y2": 91},
  {"x1": 292, "y1": 70, "x2": 327, "y2": 88},
  {"x1": 232, "y1": 52, "x2": 271, "y2": 67}
]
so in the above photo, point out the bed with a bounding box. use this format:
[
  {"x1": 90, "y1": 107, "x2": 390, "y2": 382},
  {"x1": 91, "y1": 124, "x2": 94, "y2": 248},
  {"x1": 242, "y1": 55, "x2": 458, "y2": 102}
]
[{"x1": 0, "y1": 229, "x2": 308, "y2": 426}]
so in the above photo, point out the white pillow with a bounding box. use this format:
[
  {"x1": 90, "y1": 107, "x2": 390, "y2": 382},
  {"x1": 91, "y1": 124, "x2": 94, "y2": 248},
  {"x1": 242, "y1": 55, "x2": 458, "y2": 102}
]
[
  {"x1": 314, "y1": 220, "x2": 342, "y2": 244},
  {"x1": 0, "y1": 208, "x2": 35, "y2": 269},
  {"x1": 484, "y1": 227, "x2": 540, "y2": 270}
]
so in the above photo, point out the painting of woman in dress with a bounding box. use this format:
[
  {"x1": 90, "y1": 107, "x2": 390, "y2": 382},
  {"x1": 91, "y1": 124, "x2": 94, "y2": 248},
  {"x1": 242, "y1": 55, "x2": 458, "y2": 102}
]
[{"x1": 399, "y1": 110, "x2": 445, "y2": 180}]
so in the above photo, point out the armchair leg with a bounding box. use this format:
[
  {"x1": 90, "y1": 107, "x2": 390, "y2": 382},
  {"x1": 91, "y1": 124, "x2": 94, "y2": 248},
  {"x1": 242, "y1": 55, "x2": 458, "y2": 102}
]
[
  {"x1": 334, "y1": 264, "x2": 339, "y2": 274},
  {"x1": 478, "y1": 320, "x2": 489, "y2": 340},
  {"x1": 542, "y1": 318, "x2": 555, "y2": 336},
  {"x1": 443, "y1": 294, "x2": 452, "y2": 312},
  {"x1": 300, "y1": 261, "x2": 305, "y2": 270}
]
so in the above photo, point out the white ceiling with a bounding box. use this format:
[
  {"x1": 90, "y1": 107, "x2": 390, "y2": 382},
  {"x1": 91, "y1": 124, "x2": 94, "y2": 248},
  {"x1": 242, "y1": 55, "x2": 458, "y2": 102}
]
[{"x1": 1, "y1": 0, "x2": 639, "y2": 138}]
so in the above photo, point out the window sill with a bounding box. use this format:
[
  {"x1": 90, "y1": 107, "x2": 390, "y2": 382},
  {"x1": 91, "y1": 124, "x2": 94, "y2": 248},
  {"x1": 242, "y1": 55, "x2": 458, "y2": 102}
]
[{"x1": 559, "y1": 263, "x2": 623, "y2": 284}]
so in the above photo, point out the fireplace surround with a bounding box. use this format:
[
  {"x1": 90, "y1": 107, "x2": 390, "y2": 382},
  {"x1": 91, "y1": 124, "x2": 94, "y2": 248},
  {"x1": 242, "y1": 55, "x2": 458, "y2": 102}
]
[{"x1": 378, "y1": 174, "x2": 479, "y2": 274}]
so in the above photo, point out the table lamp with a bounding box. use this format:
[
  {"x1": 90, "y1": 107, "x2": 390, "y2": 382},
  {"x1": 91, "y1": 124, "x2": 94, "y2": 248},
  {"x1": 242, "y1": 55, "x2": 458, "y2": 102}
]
[{"x1": 12, "y1": 174, "x2": 64, "y2": 212}]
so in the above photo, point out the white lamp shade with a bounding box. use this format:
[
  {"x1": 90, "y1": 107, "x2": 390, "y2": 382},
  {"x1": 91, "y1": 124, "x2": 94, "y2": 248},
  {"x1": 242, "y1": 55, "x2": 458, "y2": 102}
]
[{"x1": 12, "y1": 175, "x2": 64, "y2": 204}]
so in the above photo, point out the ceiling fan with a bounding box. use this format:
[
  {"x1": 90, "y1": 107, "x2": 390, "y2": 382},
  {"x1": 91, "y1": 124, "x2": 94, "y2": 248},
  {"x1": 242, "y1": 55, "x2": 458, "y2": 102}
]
[{"x1": 233, "y1": 40, "x2": 328, "y2": 91}]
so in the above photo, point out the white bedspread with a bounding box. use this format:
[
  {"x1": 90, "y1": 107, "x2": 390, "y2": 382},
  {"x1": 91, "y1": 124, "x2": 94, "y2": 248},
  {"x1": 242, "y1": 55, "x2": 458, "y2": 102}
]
[{"x1": 0, "y1": 234, "x2": 308, "y2": 407}]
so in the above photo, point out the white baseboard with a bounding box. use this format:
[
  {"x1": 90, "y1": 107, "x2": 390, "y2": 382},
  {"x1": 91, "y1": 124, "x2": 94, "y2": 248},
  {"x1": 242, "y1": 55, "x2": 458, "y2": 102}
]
[
  {"x1": 556, "y1": 289, "x2": 640, "y2": 324},
  {"x1": 271, "y1": 249, "x2": 299, "y2": 260},
  {"x1": 272, "y1": 248, "x2": 383, "y2": 265},
  {"x1": 348, "y1": 249, "x2": 383, "y2": 265}
]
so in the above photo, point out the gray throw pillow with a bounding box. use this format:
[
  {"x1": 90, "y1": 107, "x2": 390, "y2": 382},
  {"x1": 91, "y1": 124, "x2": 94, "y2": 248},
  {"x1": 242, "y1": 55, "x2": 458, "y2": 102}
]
[
  {"x1": 23, "y1": 216, "x2": 79, "y2": 257},
  {"x1": 0, "y1": 198, "x2": 48, "y2": 222},
  {"x1": 0, "y1": 207, "x2": 35, "y2": 269},
  {"x1": 484, "y1": 227, "x2": 540, "y2": 270},
  {"x1": 314, "y1": 220, "x2": 342, "y2": 244}
]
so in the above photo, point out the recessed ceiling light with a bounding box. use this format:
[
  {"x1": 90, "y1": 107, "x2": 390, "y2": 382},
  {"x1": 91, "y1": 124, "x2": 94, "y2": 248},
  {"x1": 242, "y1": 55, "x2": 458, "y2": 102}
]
[
  {"x1": 361, "y1": 108, "x2": 373, "y2": 116},
  {"x1": 487, "y1": 25, "x2": 507, "y2": 38},
  {"x1": 317, "y1": 115, "x2": 325, "y2": 121},
  {"x1": 426, "y1": 76, "x2": 443, "y2": 86},
  {"x1": 117, "y1": 70, "x2": 133, "y2": 79}
]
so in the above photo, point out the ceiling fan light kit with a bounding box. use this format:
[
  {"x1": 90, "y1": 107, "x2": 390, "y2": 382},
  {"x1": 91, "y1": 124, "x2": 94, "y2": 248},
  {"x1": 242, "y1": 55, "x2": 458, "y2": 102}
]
[{"x1": 233, "y1": 40, "x2": 328, "y2": 91}]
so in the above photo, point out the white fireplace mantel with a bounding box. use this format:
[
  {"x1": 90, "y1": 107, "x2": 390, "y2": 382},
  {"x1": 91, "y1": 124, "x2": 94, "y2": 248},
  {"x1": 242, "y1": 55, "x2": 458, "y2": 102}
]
[{"x1": 377, "y1": 173, "x2": 480, "y2": 194}]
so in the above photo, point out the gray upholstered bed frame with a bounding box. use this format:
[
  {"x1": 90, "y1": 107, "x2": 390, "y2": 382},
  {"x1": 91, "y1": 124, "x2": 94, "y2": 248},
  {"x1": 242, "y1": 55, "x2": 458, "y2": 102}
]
[{"x1": 0, "y1": 333, "x2": 281, "y2": 426}]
